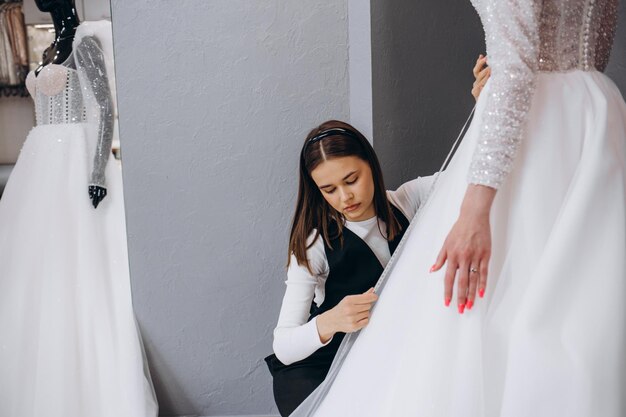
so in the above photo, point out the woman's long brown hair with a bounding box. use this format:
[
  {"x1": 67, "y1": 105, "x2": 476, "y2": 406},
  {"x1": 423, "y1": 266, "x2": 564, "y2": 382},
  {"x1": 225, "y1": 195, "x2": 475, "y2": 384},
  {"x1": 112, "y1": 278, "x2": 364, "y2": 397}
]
[{"x1": 288, "y1": 120, "x2": 403, "y2": 273}]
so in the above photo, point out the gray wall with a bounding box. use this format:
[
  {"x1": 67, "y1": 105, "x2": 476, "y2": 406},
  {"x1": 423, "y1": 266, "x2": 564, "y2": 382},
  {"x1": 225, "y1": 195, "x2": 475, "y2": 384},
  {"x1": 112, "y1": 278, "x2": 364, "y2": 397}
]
[
  {"x1": 606, "y1": 1, "x2": 626, "y2": 95},
  {"x1": 110, "y1": 1, "x2": 349, "y2": 416},
  {"x1": 372, "y1": 0, "x2": 626, "y2": 189},
  {"x1": 348, "y1": 0, "x2": 374, "y2": 140},
  {"x1": 371, "y1": 0, "x2": 484, "y2": 188}
]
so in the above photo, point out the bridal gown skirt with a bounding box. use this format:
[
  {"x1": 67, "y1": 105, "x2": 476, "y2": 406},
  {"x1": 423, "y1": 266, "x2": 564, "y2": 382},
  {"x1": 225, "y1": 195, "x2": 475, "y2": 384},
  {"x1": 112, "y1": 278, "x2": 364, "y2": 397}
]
[
  {"x1": 297, "y1": 70, "x2": 626, "y2": 417},
  {"x1": 0, "y1": 123, "x2": 158, "y2": 417}
]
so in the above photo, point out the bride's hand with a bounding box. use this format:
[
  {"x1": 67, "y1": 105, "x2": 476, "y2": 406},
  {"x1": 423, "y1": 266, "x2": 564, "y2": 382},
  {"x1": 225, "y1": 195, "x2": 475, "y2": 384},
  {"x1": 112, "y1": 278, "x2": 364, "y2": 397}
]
[
  {"x1": 430, "y1": 185, "x2": 496, "y2": 313},
  {"x1": 472, "y1": 54, "x2": 490, "y2": 101}
]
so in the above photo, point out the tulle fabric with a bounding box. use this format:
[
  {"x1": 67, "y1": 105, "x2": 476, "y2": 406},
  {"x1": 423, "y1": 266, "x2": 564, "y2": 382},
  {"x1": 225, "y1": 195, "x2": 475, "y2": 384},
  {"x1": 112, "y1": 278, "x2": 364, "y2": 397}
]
[
  {"x1": 0, "y1": 123, "x2": 157, "y2": 417},
  {"x1": 292, "y1": 70, "x2": 626, "y2": 417}
]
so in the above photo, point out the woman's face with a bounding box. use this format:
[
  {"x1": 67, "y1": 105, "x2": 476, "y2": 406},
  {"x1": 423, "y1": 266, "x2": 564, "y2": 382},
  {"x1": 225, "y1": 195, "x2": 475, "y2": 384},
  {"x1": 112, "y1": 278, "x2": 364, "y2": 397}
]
[{"x1": 310, "y1": 156, "x2": 376, "y2": 222}]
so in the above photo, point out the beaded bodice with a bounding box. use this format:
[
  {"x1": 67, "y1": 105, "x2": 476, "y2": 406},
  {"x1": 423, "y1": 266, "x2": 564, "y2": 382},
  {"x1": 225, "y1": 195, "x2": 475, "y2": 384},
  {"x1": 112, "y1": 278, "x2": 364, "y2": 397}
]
[
  {"x1": 535, "y1": 0, "x2": 618, "y2": 72},
  {"x1": 25, "y1": 26, "x2": 115, "y2": 189},
  {"x1": 467, "y1": 0, "x2": 619, "y2": 188},
  {"x1": 26, "y1": 64, "x2": 87, "y2": 126}
]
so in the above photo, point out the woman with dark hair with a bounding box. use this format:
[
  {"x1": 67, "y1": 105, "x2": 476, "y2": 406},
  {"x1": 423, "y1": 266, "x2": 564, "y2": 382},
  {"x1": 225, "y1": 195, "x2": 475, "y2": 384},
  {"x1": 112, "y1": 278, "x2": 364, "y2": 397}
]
[
  {"x1": 264, "y1": 120, "x2": 433, "y2": 416},
  {"x1": 291, "y1": 0, "x2": 626, "y2": 416},
  {"x1": 264, "y1": 58, "x2": 491, "y2": 416}
]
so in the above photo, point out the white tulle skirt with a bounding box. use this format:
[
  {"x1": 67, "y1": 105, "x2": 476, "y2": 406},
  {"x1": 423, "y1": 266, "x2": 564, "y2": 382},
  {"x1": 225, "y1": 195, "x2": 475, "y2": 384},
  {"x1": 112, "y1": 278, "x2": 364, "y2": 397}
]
[
  {"x1": 294, "y1": 70, "x2": 626, "y2": 417},
  {"x1": 0, "y1": 123, "x2": 157, "y2": 417}
]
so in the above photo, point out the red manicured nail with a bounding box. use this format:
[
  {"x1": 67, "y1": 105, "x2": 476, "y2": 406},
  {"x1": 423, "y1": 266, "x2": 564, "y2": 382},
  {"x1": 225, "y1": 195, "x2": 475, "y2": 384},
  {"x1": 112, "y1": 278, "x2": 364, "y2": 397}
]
[
  {"x1": 479, "y1": 288, "x2": 485, "y2": 298},
  {"x1": 430, "y1": 265, "x2": 436, "y2": 273},
  {"x1": 466, "y1": 300, "x2": 474, "y2": 310},
  {"x1": 444, "y1": 297, "x2": 451, "y2": 307},
  {"x1": 458, "y1": 303, "x2": 466, "y2": 314}
]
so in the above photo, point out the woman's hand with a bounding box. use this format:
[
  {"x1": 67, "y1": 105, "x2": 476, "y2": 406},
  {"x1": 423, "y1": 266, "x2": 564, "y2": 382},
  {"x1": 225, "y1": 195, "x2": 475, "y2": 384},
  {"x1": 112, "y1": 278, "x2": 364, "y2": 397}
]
[
  {"x1": 472, "y1": 54, "x2": 490, "y2": 101},
  {"x1": 316, "y1": 288, "x2": 378, "y2": 343},
  {"x1": 431, "y1": 185, "x2": 496, "y2": 313}
]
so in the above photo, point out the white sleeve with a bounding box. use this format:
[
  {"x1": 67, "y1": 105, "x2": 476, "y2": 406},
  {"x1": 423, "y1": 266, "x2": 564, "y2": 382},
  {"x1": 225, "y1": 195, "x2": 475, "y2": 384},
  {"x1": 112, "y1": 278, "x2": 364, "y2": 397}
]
[
  {"x1": 467, "y1": 0, "x2": 541, "y2": 188},
  {"x1": 386, "y1": 174, "x2": 436, "y2": 220},
  {"x1": 272, "y1": 235, "x2": 334, "y2": 365}
]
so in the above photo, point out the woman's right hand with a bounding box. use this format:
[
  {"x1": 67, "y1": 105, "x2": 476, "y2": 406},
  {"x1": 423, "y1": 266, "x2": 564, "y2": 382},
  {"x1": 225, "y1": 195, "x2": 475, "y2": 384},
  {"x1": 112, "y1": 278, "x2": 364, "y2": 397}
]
[
  {"x1": 472, "y1": 54, "x2": 490, "y2": 101},
  {"x1": 316, "y1": 288, "x2": 378, "y2": 343}
]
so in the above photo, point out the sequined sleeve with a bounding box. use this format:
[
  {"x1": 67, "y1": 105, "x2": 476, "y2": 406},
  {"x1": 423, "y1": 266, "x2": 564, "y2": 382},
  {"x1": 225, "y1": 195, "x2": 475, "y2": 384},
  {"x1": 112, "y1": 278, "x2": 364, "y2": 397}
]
[
  {"x1": 468, "y1": 0, "x2": 542, "y2": 188},
  {"x1": 75, "y1": 36, "x2": 114, "y2": 188}
]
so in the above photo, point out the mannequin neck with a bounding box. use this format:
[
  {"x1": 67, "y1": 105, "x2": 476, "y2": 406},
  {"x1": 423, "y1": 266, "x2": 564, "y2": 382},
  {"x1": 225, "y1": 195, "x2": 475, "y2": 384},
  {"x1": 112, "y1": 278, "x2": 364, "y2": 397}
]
[
  {"x1": 35, "y1": 3, "x2": 80, "y2": 74},
  {"x1": 50, "y1": 4, "x2": 80, "y2": 43}
]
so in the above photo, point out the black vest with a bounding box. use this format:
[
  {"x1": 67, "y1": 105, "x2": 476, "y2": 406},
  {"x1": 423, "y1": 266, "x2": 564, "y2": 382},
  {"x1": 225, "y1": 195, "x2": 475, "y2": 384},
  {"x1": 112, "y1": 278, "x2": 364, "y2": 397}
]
[{"x1": 265, "y1": 205, "x2": 410, "y2": 376}]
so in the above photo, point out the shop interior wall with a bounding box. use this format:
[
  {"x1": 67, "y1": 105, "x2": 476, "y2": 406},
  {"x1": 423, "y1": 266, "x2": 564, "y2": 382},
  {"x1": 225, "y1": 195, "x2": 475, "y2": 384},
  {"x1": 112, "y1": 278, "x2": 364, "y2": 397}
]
[
  {"x1": 606, "y1": 2, "x2": 626, "y2": 94},
  {"x1": 371, "y1": 0, "x2": 484, "y2": 188}
]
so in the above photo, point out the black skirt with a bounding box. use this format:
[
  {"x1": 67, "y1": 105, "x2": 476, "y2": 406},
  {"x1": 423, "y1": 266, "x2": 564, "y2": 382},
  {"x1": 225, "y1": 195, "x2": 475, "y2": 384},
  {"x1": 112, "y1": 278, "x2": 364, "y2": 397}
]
[{"x1": 264, "y1": 334, "x2": 343, "y2": 416}]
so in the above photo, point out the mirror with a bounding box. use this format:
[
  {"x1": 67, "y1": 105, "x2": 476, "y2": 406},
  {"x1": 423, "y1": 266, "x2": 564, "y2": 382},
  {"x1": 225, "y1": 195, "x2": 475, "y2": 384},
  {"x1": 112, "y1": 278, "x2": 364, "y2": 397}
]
[{"x1": 0, "y1": 1, "x2": 158, "y2": 416}]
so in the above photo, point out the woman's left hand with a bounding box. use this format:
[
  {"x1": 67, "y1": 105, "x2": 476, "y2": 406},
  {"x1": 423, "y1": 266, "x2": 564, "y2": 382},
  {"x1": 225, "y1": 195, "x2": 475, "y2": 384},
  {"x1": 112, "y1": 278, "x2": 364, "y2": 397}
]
[{"x1": 430, "y1": 184, "x2": 496, "y2": 313}]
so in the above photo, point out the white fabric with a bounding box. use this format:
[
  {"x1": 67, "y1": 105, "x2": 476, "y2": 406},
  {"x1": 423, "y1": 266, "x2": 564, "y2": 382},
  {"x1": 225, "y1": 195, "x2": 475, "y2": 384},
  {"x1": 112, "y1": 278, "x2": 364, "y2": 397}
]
[
  {"x1": 292, "y1": 70, "x2": 626, "y2": 416},
  {"x1": 0, "y1": 124, "x2": 157, "y2": 417},
  {"x1": 273, "y1": 175, "x2": 434, "y2": 365}
]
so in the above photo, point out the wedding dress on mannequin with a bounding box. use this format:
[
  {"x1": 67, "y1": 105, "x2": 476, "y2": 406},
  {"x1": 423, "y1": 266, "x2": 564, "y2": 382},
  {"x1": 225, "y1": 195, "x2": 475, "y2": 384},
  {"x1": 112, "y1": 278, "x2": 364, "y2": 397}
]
[
  {"x1": 0, "y1": 21, "x2": 158, "y2": 417},
  {"x1": 292, "y1": 1, "x2": 626, "y2": 416}
]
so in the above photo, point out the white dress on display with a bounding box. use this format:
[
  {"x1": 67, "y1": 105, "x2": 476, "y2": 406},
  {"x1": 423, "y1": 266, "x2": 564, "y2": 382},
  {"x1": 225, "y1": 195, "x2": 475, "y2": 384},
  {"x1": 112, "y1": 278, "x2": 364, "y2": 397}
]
[
  {"x1": 292, "y1": 0, "x2": 626, "y2": 416},
  {"x1": 0, "y1": 21, "x2": 158, "y2": 417}
]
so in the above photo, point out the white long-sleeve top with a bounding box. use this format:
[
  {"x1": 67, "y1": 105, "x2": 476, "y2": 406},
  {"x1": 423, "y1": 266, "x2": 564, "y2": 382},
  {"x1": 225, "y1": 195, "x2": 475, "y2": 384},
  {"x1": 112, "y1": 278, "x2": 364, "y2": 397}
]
[{"x1": 273, "y1": 175, "x2": 435, "y2": 365}]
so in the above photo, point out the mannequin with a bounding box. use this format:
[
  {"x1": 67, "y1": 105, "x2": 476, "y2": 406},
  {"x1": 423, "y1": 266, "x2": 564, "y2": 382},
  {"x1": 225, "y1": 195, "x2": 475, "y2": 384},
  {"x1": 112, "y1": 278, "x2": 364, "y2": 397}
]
[
  {"x1": 35, "y1": 0, "x2": 108, "y2": 208},
  {"x1": 34, "y1": 0, "x2": 79, "y2": 74}
]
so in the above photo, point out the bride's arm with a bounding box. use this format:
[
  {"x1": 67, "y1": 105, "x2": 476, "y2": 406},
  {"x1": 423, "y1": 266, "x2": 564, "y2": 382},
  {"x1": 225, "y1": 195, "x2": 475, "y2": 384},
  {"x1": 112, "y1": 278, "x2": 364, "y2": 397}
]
[
  {"x1": 432, "y1": 0, "x2": 541, "y2": 312},
  {"x1": 467, "y1": 1, "x2": 541, "y2": 189}
]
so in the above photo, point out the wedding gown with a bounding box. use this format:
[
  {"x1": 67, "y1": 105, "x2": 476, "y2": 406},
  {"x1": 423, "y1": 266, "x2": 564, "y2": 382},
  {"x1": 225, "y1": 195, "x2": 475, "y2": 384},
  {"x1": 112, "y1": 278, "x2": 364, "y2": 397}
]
[
  {"x1": 0, "y1": 21, "x2": 158, "y2": 417},
  {"x1": 292, "y1": 0, "x2": 626, "y2": 416}
]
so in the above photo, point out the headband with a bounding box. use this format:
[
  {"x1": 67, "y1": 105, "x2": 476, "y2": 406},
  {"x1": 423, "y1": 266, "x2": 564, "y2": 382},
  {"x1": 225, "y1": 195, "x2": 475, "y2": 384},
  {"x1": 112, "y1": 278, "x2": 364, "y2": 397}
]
[{"x1": 303, "y1": 127, "x2": 360, "y2": 153}]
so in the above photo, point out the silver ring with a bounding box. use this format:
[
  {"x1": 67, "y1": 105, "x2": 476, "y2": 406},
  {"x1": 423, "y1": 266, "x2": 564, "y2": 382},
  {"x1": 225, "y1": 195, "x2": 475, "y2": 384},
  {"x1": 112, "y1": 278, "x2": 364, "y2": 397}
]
[{"x1": 470, "y1": 267, "x2": 478, "y2": 274}]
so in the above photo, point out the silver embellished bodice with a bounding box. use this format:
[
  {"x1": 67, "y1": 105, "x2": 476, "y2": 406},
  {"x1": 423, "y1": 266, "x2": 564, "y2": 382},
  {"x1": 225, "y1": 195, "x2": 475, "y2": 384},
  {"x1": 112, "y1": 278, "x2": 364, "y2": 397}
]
[
  {"x1": 536, "y1": 0, "x2": 619, "y2": 72},
  {"x1": 25, "y1": 32, "x2": 115, "y2": 189},
  {"x1": 27, "y1": 66, "x2": 87, "y2": 126},
  {"x1": 468, "y1": 0, "x2": 619, "y2": 188}
]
